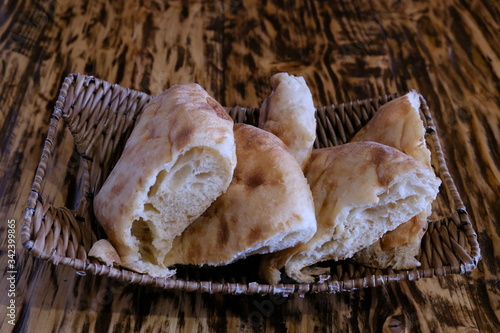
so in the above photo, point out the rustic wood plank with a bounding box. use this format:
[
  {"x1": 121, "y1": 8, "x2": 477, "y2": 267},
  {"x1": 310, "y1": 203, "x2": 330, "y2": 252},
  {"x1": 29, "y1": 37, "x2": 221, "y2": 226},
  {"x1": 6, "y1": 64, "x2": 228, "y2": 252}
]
[{"x1": 0, "y1": 0, "x2": 499, "y2": 332}]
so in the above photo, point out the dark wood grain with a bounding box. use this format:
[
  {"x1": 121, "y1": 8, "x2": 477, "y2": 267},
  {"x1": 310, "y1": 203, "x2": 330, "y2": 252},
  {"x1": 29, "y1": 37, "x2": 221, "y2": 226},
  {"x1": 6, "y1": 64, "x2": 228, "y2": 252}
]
[{"x1": 1, "y1": 0, "x2": 499, "y2": 332}]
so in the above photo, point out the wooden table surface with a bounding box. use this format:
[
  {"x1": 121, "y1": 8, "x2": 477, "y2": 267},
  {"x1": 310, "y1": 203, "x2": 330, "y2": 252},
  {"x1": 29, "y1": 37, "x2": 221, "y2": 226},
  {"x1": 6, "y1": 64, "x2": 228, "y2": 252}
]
[{"x1": 1, "y1": 0, "x2": 499, "y2": 332}]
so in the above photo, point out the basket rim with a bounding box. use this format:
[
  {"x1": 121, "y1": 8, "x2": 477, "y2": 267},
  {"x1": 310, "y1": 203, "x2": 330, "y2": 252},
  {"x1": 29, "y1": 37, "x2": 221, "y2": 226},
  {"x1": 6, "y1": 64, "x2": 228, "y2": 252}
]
[{"x1": 20, "y1": 73, "x2": 482, "y2": 295}]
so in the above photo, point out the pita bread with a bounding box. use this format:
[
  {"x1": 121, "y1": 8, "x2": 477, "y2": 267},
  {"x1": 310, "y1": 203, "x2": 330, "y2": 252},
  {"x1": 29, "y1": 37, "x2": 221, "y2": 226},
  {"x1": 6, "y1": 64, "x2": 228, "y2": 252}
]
[
  {"x1": 259, "y1": 73, "x2": 316, "y2": 169},
  {"x1": 260, "y1": 142, "x2": 441, "y2": 284},
  {"x1": 93, "y1": 83, "x2": 237, "y2": 277},
  {"x1": 163, "y1": 123, "x2": 317, "y2": 267},
  {"x1": 350, "y1": 91, "x2": 437, "y2": 269},
  {"x1": 353, "y1": 213, "x2": 428, "y2": 269}
]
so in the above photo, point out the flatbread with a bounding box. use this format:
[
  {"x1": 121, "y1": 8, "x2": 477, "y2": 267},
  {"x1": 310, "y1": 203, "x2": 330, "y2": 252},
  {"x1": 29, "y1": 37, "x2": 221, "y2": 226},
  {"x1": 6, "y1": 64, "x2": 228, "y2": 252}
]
[
  {"x1": 259, "y1": 73, "x2": 316, "y2": 169},
  {"x1": 163, "y1": 123, "x2": 317, "y2": 267},
  {"x1": 93, "y1": 83, "x2": 237, "y2": 277},
  {"x1": 260, "y1": 141, "x2": 441, "y2": 284},
  {"x1": 350, "y1": 90, "x2": 437, "y2": 269}
]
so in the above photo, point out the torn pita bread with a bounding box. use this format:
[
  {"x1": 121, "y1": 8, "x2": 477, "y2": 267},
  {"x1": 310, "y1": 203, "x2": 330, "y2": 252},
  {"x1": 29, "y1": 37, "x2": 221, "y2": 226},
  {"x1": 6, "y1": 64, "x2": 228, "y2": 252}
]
[
  {"x1": 163, "y1": 123, "x2": 317, "y2": 267},
  {"x1": 260, "y1": 142, "x2": 441, "y2": 284},
  {"x1": 93, "y1": 83, "x2": 237, "y2": 277},
  {"x1": 259, "y1": 73, "x2": 316, "y2": 169},
  {"x1": 350, "y1": 90, "x2": 438, "y2": 269}
]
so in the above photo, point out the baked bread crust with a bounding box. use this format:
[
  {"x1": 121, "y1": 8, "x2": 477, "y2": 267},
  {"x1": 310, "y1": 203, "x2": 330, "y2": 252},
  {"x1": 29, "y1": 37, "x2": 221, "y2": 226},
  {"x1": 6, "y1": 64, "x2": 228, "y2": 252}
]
[
  {"x1": 93, "y1": 83, "x2": 236, "y2": 277},
  {"x1": 163, "y1": 123, "x2": 317, "y2": 267},
  {"x1": 350, "y1": 90, "x2": 430, "y2": 166}
]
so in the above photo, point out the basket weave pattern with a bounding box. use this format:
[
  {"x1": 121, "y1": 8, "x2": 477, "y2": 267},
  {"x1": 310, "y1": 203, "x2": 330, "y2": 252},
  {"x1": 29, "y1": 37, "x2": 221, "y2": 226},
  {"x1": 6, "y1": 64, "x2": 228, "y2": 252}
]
[{"x1": 21, "y1": 74, "x2": 481, "y2": 295}]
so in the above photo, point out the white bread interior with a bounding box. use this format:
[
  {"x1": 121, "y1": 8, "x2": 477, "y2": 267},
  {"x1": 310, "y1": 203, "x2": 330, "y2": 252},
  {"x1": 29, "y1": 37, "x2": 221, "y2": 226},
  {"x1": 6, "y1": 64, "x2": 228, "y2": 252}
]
[{"x1": 353, "y1": 213, "x2": 428, "y2": 269}]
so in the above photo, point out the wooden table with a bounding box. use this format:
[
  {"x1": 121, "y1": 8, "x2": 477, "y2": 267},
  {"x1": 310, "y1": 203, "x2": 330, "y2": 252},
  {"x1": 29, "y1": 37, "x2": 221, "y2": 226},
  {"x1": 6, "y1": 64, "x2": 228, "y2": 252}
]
[{"x1": 1, "y1": 0, "x2": 499, "y2": 332}]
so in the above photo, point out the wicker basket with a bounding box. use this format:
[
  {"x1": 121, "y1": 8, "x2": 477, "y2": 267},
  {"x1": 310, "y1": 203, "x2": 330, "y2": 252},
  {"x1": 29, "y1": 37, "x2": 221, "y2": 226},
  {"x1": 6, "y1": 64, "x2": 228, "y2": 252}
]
[{"x1": 21, "y1": 73, "x2": 481, "y2": 295}]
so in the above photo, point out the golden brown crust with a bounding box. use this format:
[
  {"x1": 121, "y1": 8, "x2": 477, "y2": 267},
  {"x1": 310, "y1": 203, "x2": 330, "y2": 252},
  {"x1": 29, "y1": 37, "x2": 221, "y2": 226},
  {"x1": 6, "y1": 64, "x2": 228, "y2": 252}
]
[
  {"x1": 351, "y1": 90, "x2": 431, "y2": 167},
  {"x1": 379, "y1": 212, "x2": 428, "y2": 251}
]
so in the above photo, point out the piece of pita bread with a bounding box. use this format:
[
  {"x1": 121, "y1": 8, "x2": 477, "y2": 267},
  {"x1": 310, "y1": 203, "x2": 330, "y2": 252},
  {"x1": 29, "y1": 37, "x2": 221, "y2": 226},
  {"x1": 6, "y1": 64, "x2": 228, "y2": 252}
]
[
  {"x1": 260, "y1": 142, "x2": 441, "y2": 284},
  {"x1": 259, "y1": 73, "x2": 316, "y2": 169},
  {"x1": 163, "y1": 123, "x2": 317, "y2": 267},
  {"x1": 93, "y1": 83, "x2": 237, "y2": 277},
  {"x1": 350, "y1": 90, "x2": 437, "y2": 269},
  {"x1": 88, "y1": 239, "x2": 121, "y2": 267}
]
